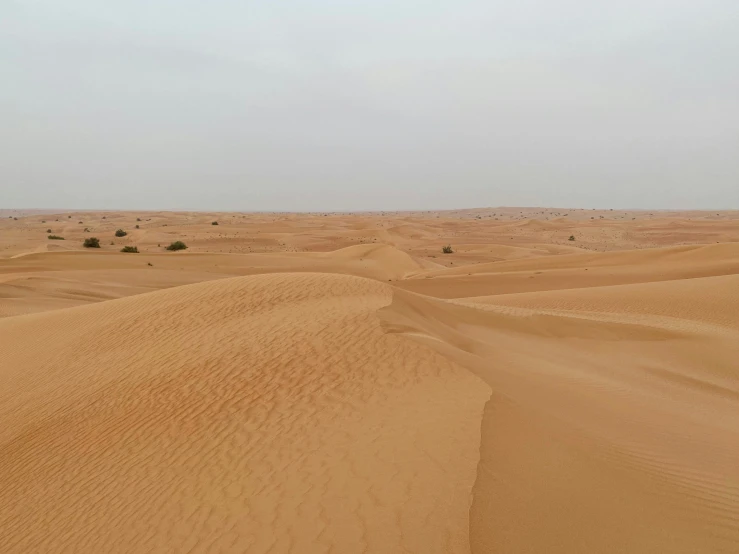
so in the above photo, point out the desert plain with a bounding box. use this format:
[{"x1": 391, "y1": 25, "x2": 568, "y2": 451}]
[{"x1": 1, "y1": 207, "x2": 738, "y2": 553}]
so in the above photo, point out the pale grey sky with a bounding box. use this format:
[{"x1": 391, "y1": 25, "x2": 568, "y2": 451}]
[{"x1": 2, "y1": 1, "x2": 738, "y2": 211}]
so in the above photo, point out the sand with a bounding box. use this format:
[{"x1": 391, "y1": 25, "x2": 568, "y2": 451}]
[{"x1": 0, "y1": 208, "x2": 738, "y2": 553}]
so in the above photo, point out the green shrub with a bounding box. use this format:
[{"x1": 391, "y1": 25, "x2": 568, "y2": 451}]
[
  {"x1": 46, "y1": 228, "x2": 52, "y2": 233},
  {"x1": 442, "y1": 245, "x2": 454, "y2": 254},
  {"x1": 166, "y1": 241, "x2": 187, "y2": 251},
  {"x1": 135, "y1": 224, "x2": 140, "y2": 229},
  {"x1": 568, "y1": 235, "x2": 575, "y2": 241},
  {"x1": 115, "y1": 229, "x2": 127, "y2": 237},
  {"x1": 48, "y1": 235, "x2": 65, "y2": 240},
  {"x1": 83, "y1": 237, "x2": 101, "y2": 248},
  {"x1": 211, "y1": 221, "x2": 219, "y2": 225},
  {"x1": 120, "y1": 246, "x2": 139, "y2": 253}
]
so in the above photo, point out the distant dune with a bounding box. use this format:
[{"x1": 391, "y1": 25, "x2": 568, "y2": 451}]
[{"x1": 0, "y1": 209, "x2": 737, "y2": 552}]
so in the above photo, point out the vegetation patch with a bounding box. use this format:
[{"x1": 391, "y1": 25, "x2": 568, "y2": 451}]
[{"x1": 166, "y1": 241, "x2": 188, "y2": 251}]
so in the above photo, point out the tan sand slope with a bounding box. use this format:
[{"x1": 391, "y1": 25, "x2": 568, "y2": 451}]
[
  {"x1": 380, "y1": 285, "x2": 739, "y2": 553},
  {"x1": 0, "y1": 273, "x2": 488, "y2": 553},
  {"x1": 1, "y1": 208, "x2": 738, "y2": 553},
  {"x1": 0, "y1": 243, "x2": 425, "y2": 317},
  {"x1": 396, "y1": 242, "x2": 739, "y2": 298}
]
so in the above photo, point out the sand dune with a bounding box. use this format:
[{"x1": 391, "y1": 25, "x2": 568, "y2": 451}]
[
  {"x1": 397, "y1": 242, "x2": 739, "y2": 298},
  {"x1": 380, "y1": 287, "x2": 739, "y2": 553},
  {"x1": 0, "y1": 274, "x2": 488, "y2": 553},
  {"x1": 1, "y1": 209, "x2": 738, "y2": 552}
]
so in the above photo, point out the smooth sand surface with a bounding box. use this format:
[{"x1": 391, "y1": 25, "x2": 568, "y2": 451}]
[{"x1": 1, "y1": 208, "x2": 738, "y2": 553}]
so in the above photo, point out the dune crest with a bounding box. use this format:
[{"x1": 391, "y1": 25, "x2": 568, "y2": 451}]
[
  {"x1": 0, "y1": 273, "x2": 488, "y2": 553},
  {"x1": 1, "y1": 209, "x2": 738, "y2": 552}
]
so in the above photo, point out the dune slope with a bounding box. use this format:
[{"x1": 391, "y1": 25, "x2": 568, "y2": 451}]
[
  {"x1": 380, "y1": 283, "x2": 739, "y2": 553},
  {"x1": 397, "y1": 243, "x2": 739, "y2": 298},
  {"x1": 0, "y1": 273, "x2": 489, "y2": 553},
  {"x1": 1, "y1": 209, "x2": 738, "y2": 553}
]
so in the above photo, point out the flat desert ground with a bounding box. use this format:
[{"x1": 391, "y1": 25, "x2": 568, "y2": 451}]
[{"x1": 1, "y1": 207, "x2": 738, "y2": 553}]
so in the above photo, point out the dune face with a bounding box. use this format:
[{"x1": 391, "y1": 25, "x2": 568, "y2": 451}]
[
  {"x1": 0, "y1": 274, "x2": 488, "y2": 553},
  {"x1": 380, "y1": 287, "x2": 739, "y2": 553},
  {"x1": 1, "y1": 209, "x2": 738, "y2": 553}
]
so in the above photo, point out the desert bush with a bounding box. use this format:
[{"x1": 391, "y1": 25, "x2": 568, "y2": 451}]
[
  {"x1": 120, "y1": 246, "x2": 139, "y2": 253},
  {"x1": 166, "y1": 241, "x2": 187, "y2": 251},
  {"x1": 135, "y1": 224, "x2": 140, "y2": 229},
  {"x1": 442, "y1": 245, "x2": 454, "y2": 254},
  {"x1": 569, "y1": 235, "x2": 575, "y2": 241},
  {"x1": 46, "y1": 228, "x2": 52, "y2": 233},
  {"x1": 212, "y1": 221, "x2": 219, "y2": 225},
  {"x1": 84, "y1": 227, "x2": 90, "y2": 232},
  {"x1": 48, "y1": 235, "x2": 65, "y2": 240},
  {"x1": 115, "y1": 229, "x2": 127, "y2": 237},
  {"x1": 136, "y1": 218, "x2": 141, "y2": 222},
  {"x1": 83, "y1": 237, "x2": 101, "y2": 248}
]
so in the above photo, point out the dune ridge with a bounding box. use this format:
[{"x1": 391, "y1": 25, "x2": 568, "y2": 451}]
[
  {"x1": 0, "y1": 273, "x2": 489, "y2": 553},
  {"x1": 1, "y1": 209, "x2": 738, "y2": 552}
]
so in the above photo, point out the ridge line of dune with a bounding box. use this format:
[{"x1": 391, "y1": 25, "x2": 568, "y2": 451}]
[{"x1": 0, "y1": 272, "x2": 491, "y2": 553}]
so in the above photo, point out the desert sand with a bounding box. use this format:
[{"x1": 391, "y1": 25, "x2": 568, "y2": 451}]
[{"x1": 1, "y1": 208, "x2": 738, "y2": 553}]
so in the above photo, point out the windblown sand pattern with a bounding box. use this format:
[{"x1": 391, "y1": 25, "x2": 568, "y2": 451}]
[{"x1": 1, "y1": 209, "x2": 738, "y2": 553}]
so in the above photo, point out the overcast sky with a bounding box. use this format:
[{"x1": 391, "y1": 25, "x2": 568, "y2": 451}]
[{"x1": 2, "y1": 1, "x2": 738, "y2": 211}]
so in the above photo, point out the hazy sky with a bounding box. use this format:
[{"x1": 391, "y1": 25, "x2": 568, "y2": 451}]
[{"x1": 2, "y1": 1, "x2": 738, "y2": 211}]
